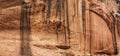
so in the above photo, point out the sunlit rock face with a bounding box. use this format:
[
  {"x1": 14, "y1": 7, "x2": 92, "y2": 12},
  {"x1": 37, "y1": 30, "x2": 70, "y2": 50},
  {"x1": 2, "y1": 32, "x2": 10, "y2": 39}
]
[{"x1": 0, "y1": 0, "x2": 120, "y2": 56}]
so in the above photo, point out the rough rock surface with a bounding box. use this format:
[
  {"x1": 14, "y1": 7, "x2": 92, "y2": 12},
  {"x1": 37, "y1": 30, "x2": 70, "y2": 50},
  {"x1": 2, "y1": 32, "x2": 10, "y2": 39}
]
[{"x1": 0, "y1": 0, "x2": 120, "y2": 56}]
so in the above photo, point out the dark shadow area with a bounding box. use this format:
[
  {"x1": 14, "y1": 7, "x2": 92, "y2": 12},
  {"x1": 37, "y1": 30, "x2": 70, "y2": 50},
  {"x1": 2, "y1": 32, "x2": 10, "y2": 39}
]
[{"x1": 20, "y1": 1, "x2": 32, "y2": 56}]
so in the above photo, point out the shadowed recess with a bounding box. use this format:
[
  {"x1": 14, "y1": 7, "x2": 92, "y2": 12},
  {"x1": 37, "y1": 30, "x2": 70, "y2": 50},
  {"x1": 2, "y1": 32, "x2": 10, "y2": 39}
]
[{"x1": 20, "y1": 0, "x2": 32, "y2": 56}]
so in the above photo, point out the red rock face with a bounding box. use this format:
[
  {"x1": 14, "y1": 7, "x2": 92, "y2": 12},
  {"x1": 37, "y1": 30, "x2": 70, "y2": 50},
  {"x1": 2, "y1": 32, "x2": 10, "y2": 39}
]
[
  {"x1": 89, "y1": 12, "x2": 114, "y2": 54},
  {"x1": 84, "y1": 0, "x2": 120, "y2": 55},
  {"x1": 0, "y1": 0, "x2": 119, "y2": 56}
]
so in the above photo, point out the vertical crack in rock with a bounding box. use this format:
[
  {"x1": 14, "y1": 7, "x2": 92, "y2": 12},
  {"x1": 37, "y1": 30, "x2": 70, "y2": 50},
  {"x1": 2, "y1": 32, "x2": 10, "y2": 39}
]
[
  {"x1": 111, "y1": 13, "x2": 118, "y2": 54},
  {"x1": 61, "y1": 0, "x2": 67, "y2": 45},
  {"x1": 82, "y1": 0, "x2": 86, "y2": 54},
  {"x1": 56, "y1": 0, "x2": 61, "y2": 17},
  {"x1": 55, "y1": 0, "x2": 71, "y2": 50},
  {"x1": 20, "y1": 0, "x2": 32, "y2": 56},
  {"x1": 47, "y1": 0, "x2": 51, "y2": 18},
  {"x1": 65, "y1": 0, "x2": 70, "y2": 45},
  {"x1": 55, "y1": 0, "x2": 65, "y2": 44},
  {"x1": 89, "y1": 1, "x2": 92, "y2": 55},
  {"x1": 82, "y1": 0, "x2": 86, "y2": 39},
  {"x1": 55, "y1": 0, "x2": 60, "y2": 43}
]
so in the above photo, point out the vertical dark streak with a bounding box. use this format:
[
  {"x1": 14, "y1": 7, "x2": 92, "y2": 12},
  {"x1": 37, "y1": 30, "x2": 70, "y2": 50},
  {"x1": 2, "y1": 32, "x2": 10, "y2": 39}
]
[
  {"x1": 61, "y1": 0, "x2": 67, "y2": 45},
  {"x1": 55, "y1": 0, "x2": 66, "y2": 45},
  {"x1": 82, "y1": 0, "x2": 86, "y2": 39},
  {"x1": 89, "y1": 9, "x2": 92, "y2": 56},
  {"x1": 20, "y1": 1, "x2": 32, "y2": 56},
  {"x1": 47, "y1": 0, "x2": 51, "y2": 18},
  {"x1": 60, "y1": 0, "x2": 62, "y2": 20},
  {"x1": 56, "y1": 0, "x2": 60, "y2": 17},
  {"x1": 89, "y1": 1, "x2": 92, "y2": 55},
  {"x1": 62, "y1": 0, "x2": 65, "y2": 9},
  {"x1": 42, "y1": 0, "x2": 46, "y2": 23},
  {"x1": 82, "y1": 0, "x2": 86, "y2": 54},
  {"x1": 56, "y1": 0, "x2": 61, "y2": 43},
  {"x1": 64, "y1": 21, "x2": 67, "y2": 45},
  {"x1": 111, "y1": 13, "x2": 118, "y2": 55},
  {"x1": 20, "y1": 1, "x2": 25, "y2": 55},
  {"x1": 56, "y1": 24, "x2": 59, "y2": 43},
  {"x1": 66, "y1": 0, "x2": 70, "y2": 45}
]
